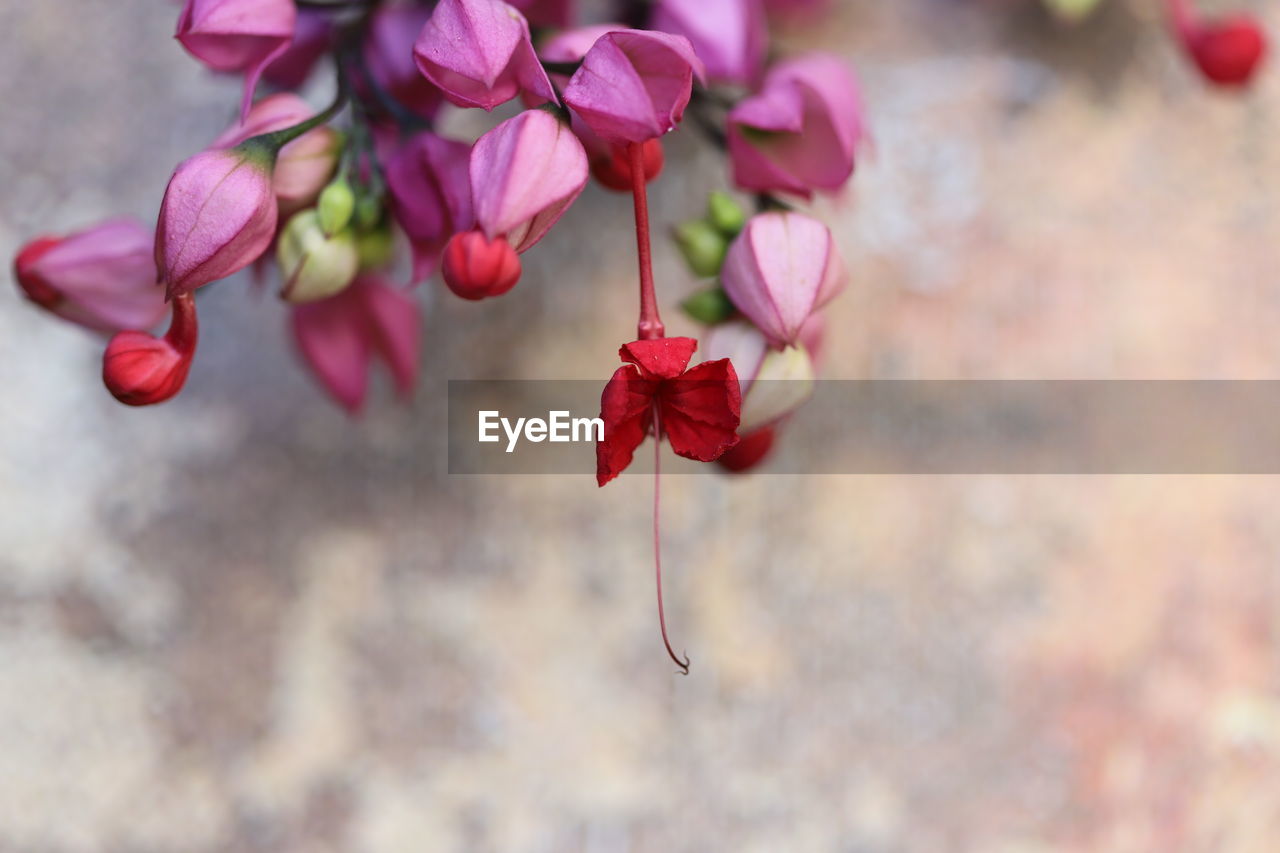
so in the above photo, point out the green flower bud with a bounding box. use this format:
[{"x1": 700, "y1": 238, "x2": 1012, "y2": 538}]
[
  {"x1": 317, "y1": 178, "x2": 356, "y2": 237},
  {"x1": 354, "y1": 194, "x2": 383, "y2": 231},
  {"x1": 707, "y1": 191, "x2": 747, "y2": 237},
  {"x1": 673, "y1": 220, "x2": 728, "y2": 278},
  {"x1": 356, "y1": 224, "x2": 397, "y2": 272},
  {"x1": 278, "y1": 210, "x2": 359, "y2": 304},
  {"x1": 681, "y1": 286, "x2": 737, "y2": 325},
  {"x1": 1041, "y1": 0, "x2": 1104, "y2": 23}
]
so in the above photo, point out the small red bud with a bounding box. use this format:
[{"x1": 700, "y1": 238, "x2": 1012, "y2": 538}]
[
  {"x1": 13, "y1": 236, "x2": 64, "y2": 308},
  {"x1": 441, "y1": 230, "x2": 522, "y2": 301},
  {"x1": 1186, "y1": 16, "x2": 1267, "y2": 87},
  {"x1": 102, "y1": 293, "x2": 198, "y2": 406},
  {"x1": 716, "y1": 426, "x2": 777, "y2": 473},
  {"x1": 591, "y1": 139, "x2": 664, "y2": 192}
]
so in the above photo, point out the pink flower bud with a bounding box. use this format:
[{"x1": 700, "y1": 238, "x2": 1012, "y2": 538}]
[
  {"x1": 728, "y1": 53, "x2": 865, "y2": 197},
  {"x1": 441, "y1": 230, "x2": 522, "y2": 300},
  {"x1": 364, "y1": 5, "x2": 444, "y2": 120},
  {"x1": 563, "y1": 30, "x2": 706, "y2": 143},
  {"x1": 156, "y1": 144, "x2": 279, "y2": 298},
  {"x1": 291, "y1": 276, "x2": 421, "y2": 414},
  {"x1": 263, "y1": 9, "x2": 333, "y2": 90},
  {"x1": 384, "y1": 132, "x2": 474, "y2": 283},
  {"x1": 213, "y1": 94, "x2": 340, "y2": 215},
  {"x1": 470, "y1": 110, "x2": 588, "y2": 253},
  {"x1": 412, "y1": 0, "x2": 557, "y2": 111},
  {"x1": 102, "y1": 293, "x2": 198, "y2": 407},
  {"x1": 720, "y1": 212, "x2": 844, "y2": 347},
  {"x1": 175, "y1": 0, "x2": 296, "y2": 123},
  {"x1": 651, "y1": 0, "x2": 767, "y2": 85},
  {"x1": 13, "y1": 219, "x2": 166, "y2": 332}
]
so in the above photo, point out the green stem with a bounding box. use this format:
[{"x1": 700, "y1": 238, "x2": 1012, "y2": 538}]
[{"x1": 253, "y1": 62, "x2": 351, "y2": 152}]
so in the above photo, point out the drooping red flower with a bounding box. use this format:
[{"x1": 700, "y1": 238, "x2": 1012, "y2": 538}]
[{"x1": 596, "y1": 337, "x2": 741, "y2": 486}]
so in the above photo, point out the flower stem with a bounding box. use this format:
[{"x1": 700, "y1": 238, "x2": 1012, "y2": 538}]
[
  {"x1": 651, "y1": 404, "x2": 690, "y2": 675},
  {"x1": 629, "y1": 142, "x2": 664, "y2": 341},
  {"x1": 165, "y1": 292, "x2": 199, "y2": 355},
  {"x1": 257, "y1": 63, "x2": 351, "y2": 151}
]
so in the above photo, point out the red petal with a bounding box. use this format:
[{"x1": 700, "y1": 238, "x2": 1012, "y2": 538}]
[
  {"x1": 618, "y1": 336, "x2": 698, "y2": 380},
  {"x1": 596, "y1": 364, "x2": 658, "y2": 486},
  {"x1": 659, "y1": 358, "x2": 742, "y2": 463}
]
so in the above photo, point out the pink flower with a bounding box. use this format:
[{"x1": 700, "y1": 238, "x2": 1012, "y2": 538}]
[
  {"x1": 720, "y1": 212, "x2": 846, "y2": 347},
  {"x1": 364, "y1": 5, "x2": 443, "y2": 119},
  {"x1": 263, "y1": 9, "x2": 332, "y2": 90},
  {"x1": 155, "y1": 144, "x2": 278, "y2": 298},
  {"x1": 728, "y1": 53, "x2": 865, "y2": 197},
  {"x1": 563, "y1": 30, "x2": 705, "y2": 143},
  {"x1": 213, "y1": 94, "x2": 340, "y2": 215},
  {"x1": 291, "y1": 276, "x2": 421, "y2": 414},
  {"x1": 13, "y1": 219, "x2": 166, "y2": 332},
  {"x1": 470, "y1": 109, "x2": 588, "y2": 254},
  {"x1": 175, "y1": 0, "x2": 296, "y2": 123},
  {"x1": 384, "y1": 132, "x2": 474, "y2": 283},
  {"x1": 412, "y1": 0, "x2": 557, "y2": 111},
  {"x1": 651, "y1": 0, "x2": 767, "y2": 85}
]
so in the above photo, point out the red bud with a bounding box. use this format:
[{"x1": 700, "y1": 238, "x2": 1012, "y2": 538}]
[
  {"x1": 102, "y1": 293, "x2": 198, "y2": 406},
  {"x1": 441, "y1": 230, "x2": 522, "y2": 301},
  {"x1": 591, "y1": 139, "x2": 664, "y2": 192},
  {"x1": 1186, "y1": 16, "x2": 1267, "y2": 87},
  {"x1": 13, "y1": 236, "x2": 63, "y2": 308},
  {"x1": 716, "y1": 426, "x2": 776, "y2": 473}
]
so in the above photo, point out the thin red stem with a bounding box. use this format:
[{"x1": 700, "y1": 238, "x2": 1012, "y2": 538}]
[
  {"x1": 629, "y1": 142, "x2": 664, "y2": 341},
  {"x1": 651, "y1": 404, "x2": 690, "y2": 675},
  {"x1": 164, "y1": 292, "x2": 199, "y2": 357}
]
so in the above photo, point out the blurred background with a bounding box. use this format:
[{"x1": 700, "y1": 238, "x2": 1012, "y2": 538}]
[{"x1": 3, "y1": 0, "x2": 1280, "y2": 850}]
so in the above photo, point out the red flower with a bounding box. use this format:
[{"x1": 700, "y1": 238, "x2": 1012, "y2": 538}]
[{"x1": 597, "y1": 337, "x2": 742, "y2": 486}]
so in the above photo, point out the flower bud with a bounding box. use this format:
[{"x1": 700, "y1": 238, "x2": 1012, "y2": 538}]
[
  {"x1": 471, "y1": 110, "x2": 588, "y2": 253},
  {"x1": 1041, "y1": 0, "x2": 1104, "y2": 23},
  {"x1": 721, "y1": 211, "x2": 843, "y2": 347},
  {"x1": 212, "y1": 94, "x2": 340, "y2": 215},
  {"x1": 318, "y1": 179, "x2": 357, "y2": 236},
  {"x1": 707, "y1": 191, "x2": 747, "y2": 237},
  {"x1": 13, "y1": 219, "x2": 166, "y2": 332},
  {"x1": 102, "y1": 293, "x2": 198, "y2": 407},
  {"x1": 681, "y1": 286, "x2": 736, "y2": 325},
  {"x1": 356, "y1": 224, "x2": 397, "y2": 271},
  {"x1": 716, "y1": 425, "x2": 777, "y2": 473},
  {"x1": 652, "y1": 0, "x2": 767, "y2": 85},
  {"x1": 673, "y1": 220, "x2": 729, "y2": 278},
  {"x1": 590, "y1": 138, "x2": 665, "y2": 192},
  {"x1": 412, "y1": 0, "x2": 557, "y2": 111},
  {"x1": 156, "y1": 143, "x2": 278, "y2": 298},
  {"x1": 1180, "y1": 14, "x2": 1267, "y2": 88},
  {"x1": 739, "y1": 343, "x2": 814, "y2": 433},
  {"x1": 728, "y1": 53, "x2": 865, "y2": 197},
  {"x1": 442, "y1": 230, "x2": 522, "y2": 300},
  {"x1": 278, "y1": 211, "x2": 360, "y2": 304},
  {"x1": 176, "y1": 0, "x2": 296, "y2": 122},
  {"x1": 564, "y1": 30, "x2": 706, "y2": 143}
]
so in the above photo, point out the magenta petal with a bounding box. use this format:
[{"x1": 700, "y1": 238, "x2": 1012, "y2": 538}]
[
  {"x1": 364, "y1": 5, "x2": 443, "y2": 119},
  {"x1": 721, "y1": 212, "x2": 833, "y2": 347},
  {"x1": 176, "y1": 0, "x2": 295, "y2": 122},
  {"x1": 651, "y1": 0, "x2": 766, "y2": 85},
  {"x1": 563, "y1": 29, "x2": 705, "y2": 144},
  {"x1": 412, "y1": 0, "x2": 555, "y2": 111},
  {"x1": 470, "y1": 110, "x2": 588, "y2": 253},
  {"x1": 385, "y1": 133, "x2": 474, "y2": 283},
  {"x1": 361, "y1": 278, "x2": 422, "y2": 397},
  {"x1": 292, "y1": 289, "x2": 372, "y2": 414}
]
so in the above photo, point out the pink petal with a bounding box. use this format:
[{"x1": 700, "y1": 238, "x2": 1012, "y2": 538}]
[{"x1": 720, "y1": 212, "x2": 831, "y2": 347}]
